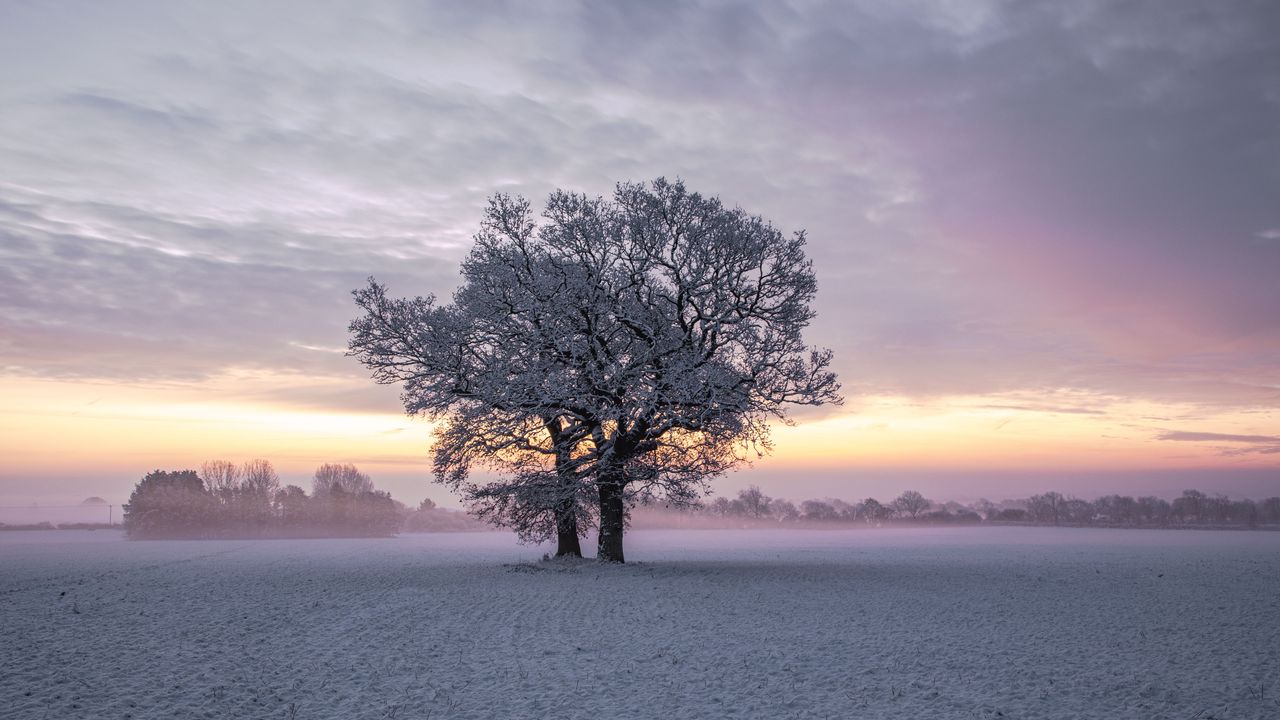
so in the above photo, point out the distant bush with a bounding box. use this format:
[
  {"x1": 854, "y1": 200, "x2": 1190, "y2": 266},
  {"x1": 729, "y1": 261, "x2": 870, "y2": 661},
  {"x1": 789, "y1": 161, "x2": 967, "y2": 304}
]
[
  {"x1": 124, "y1": 470, "x2": 215, "y2": 539},
  {"x1": 402, "y1": 500, "x2": 489, "y2": 533},
  {"x1": 923, "y1": 509, "x2": 982, "y2": 524}
]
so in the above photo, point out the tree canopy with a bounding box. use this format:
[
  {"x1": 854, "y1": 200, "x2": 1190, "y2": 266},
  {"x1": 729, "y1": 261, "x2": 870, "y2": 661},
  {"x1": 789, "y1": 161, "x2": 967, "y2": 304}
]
[{"x1": 349, "y1": 178, "x2": 841, "y2": 561}]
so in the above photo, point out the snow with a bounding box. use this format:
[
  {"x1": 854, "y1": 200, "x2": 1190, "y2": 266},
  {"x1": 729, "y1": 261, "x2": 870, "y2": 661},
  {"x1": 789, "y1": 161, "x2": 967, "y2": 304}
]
[{"x1": 2, "y1": 527, "x2": 1278, "y2": 719}]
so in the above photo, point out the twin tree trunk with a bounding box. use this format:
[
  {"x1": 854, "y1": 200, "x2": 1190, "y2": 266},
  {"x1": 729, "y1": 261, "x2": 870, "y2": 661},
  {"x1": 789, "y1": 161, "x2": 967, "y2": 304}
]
[
  {"x1": 546, "y1": 416, "x2": 628, "y2": 562},
  {"x1": 552, "y1": 483, "x2": 625, "y2": 562},
  {"x1": 549, "y1": 418, "x2": 583, "y2": 558},
  {"x1": 597, "y1": 480, "x2": 626, "y2": 563},
  {"x1": 554, "y1": 498, "x2": 582, "y2": 558}
]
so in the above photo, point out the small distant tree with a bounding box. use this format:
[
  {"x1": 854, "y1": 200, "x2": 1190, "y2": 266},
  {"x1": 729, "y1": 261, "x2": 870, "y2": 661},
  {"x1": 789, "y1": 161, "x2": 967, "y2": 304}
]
[
  {"x1": 829, "y1": 498, "x2": 857, "y2": 521},
  {"x1": 313, "y1": 463, "x2": 374, "y2": 496},
  {"x1": 1203, "y1": 494, "x2": 1232, "y2": 524},
  {"x1": 770, "y1": 499, "x2": 799, "y2": 522},
  {"x1": 1027, "y1": 492, "x2": 1065, "y2": 525},
  {"x1": 200, "y1": 460, "x2": 241, "y2": 503},
  {"x1": 123, "y1": 470, "x2": 212, "y2": 539},
  {"x1": 1094, "y1": 495, "x2": 1137, "y2": 526},
  {"x1": 348, "y1": 490, "x2": 402, "y2": 537},
  {"x1": 891, "y1": 490, "x2": 930, "y2": 520},
  {"x1": 800, "y1": 499, "x2": 838, "y2": 522},
  {"x1": 1262, "y1": 497, "x2": 1280, "y2": 523},
  {"x1": 972, "y1": 498, "x2": 997, "y2": 521},
  {"x1": 307, "y1": 464, "x2": 402, "y2": 536},
  {"x1": 1062, "y1": 498, "x2": 1095, "y2": 525},
  {"x1": 737, "y1": 486, "x2": 772, "y2": 519},
  {"x1": 993, "y1": 507, "x2": 1028, "y2": 522},
  {"x1": 237, "y1": 459, "x2": 280, "y2": 528},
  {"x1": 275, "y1": 485, "x2": 309, "y2": 529},
  {"x1": 857, "y1": 497, "x2": 890, "y2": 524},
  {"x1": 1172, "y1": 489, "x2": 1206, "y2": 524},
  {"x1": 707, "y1": 497, "x2": 733, "y2": 516},
  {"x1": 923, "y1": 509, "x2": 955, "y2": 523},
  {"x1": 1228, "y1": 499, "x2": 1259, "y2": 527},
  {"x1": 1136, "y1": 496, "x2": 1171, "y2": 526}
]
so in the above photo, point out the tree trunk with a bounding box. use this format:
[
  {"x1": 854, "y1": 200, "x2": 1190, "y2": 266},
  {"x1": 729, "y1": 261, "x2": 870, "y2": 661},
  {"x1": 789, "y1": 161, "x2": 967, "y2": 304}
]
[
  {"x1": 597, "y1": 481, "x2": 626, "y2": 563},
  {"x1": 554, "y1": 502, "x2": 582, "y2": 558},
  {"x1": 548, "y1": 416, "x2": 583, "y2": 558}
]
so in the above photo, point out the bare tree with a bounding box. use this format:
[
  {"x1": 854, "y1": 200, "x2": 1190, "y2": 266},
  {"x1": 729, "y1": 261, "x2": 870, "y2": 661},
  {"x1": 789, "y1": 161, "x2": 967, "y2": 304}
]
[
  {"x1": 350, "y1": 179, "x2": 840, "y2": 562},
  {"x1": 891, "y1": 490, "x2": 930, "y2": 520},
  {"x1": 800, "y1": 499, "x2": 839, "y2": 522},
  {"x1": 1229, "y1": 499, "x2": 1259, "y2": 527},
  {"x1": 1027, "y1": 492, "x2": 1065, "y2": 525},
  {"x1": 238, "y1": 459, "x2": 280, "y2": 527},
  {"x1": 737, "y1": 486, "x2": 772, "y2": 519},
  {"x1": 1136, "y1": 495, "x2": 1171, "y2": 526},
  {"x1": 1062, "y1": 497, "x2": 1095, "y2": 525},
  {"x1": 1262, "y1": 497, "x2": 1280, "y2": 523},
  {"x1": 1094, "y1": 494, "x2": 1137, "y2": 526},
  {"x1": 313, "y1": 463, "x2": 374, "y2": 496},
  {"x1": 857, "y1": 497, "x2": 890, "y2": 524},
  {"x1": 770, "y1": 499, "x2": 799, "y2": 522},
  {"x1": 241, "y1": 459, "x2": 280, "y2": 497},
  {"x1": 1172, "y1": 489, "x2": 1206, "y2": 524},
  {"x1": 199, "y1": 460, "x2": 241, "y2": 503}
]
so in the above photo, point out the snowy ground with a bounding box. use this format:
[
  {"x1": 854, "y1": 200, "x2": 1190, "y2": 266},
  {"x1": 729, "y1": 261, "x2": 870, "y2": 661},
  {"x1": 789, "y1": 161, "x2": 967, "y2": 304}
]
[{"x1": 2, "y1": 527, "x2": 1278, "y2": 720}]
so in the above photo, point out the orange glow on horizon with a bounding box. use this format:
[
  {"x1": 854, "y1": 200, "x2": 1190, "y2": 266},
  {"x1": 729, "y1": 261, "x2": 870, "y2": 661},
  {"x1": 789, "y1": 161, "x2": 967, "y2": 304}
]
[
  {"x1": 0, "y1": 372, "x2": 429, "y2": 480},
  {"x1": 3, "y1": 372, "x2": 1274, "y2": 493}
]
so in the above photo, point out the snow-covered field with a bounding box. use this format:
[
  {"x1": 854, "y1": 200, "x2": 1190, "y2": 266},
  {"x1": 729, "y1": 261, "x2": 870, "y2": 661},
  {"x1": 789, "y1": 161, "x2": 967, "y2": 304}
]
[{"x1": 2, "y1": 527, "x2": 1278, "y2": 719}]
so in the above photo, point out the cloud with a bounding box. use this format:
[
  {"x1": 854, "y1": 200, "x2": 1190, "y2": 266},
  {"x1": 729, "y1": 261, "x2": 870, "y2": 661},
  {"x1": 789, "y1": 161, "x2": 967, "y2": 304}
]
[
  {"x1": 1157, "y1": 431, "x2": 1280, "y2": 444},
  {"x1": 0, "y1": 190, "x2": 457, "y2": 383},
  {"x1": 1157, "y1": 430, "x2": 1280, "y2": 457},
  {"x1": 982, "y1": 404, "x2": 1106, "y2": 416},
  {"x1": 1, "y1": 0, "x2": 1278, "y2": 418}
]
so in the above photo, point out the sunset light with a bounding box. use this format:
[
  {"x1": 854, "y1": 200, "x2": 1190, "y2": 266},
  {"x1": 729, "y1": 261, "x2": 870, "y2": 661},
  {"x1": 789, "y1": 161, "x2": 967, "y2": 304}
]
[
  {"x1": 3, "y1": 0, "x2": 1277, "y2": 511},
  {"x1": 3, "y1": 4, "x2": 1279, "y2": 719}
]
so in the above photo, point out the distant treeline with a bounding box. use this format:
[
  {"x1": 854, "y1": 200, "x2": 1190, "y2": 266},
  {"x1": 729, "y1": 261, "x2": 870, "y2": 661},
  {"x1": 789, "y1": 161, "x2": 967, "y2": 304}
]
[
  {"x1": 123, "y1": 460, "x2": 484, "y2": 539},
  {"x1": 635, "y1": 487, "x2": 1280, "y2": 529},
  {"x1": 70, "y1": 469, "x2": 1280, "y2": 538}
]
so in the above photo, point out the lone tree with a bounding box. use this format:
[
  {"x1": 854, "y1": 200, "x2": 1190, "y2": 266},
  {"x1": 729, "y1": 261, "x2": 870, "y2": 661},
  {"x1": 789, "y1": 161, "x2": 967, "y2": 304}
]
[{"x1": 349, "y1": 178, "x2": 840, "y2": 561}]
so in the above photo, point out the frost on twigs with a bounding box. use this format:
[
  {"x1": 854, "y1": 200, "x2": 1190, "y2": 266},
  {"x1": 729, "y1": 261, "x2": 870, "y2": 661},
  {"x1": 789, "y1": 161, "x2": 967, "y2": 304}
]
[{"x1": 348, "y1": 178, "x2": 841, "y2": 561}]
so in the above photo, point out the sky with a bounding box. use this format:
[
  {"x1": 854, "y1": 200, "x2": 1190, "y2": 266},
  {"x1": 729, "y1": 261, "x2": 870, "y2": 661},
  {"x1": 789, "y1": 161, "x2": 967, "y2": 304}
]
[{"x1": 1, "y1": 0, "x2": 1278, "y2": 508}]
